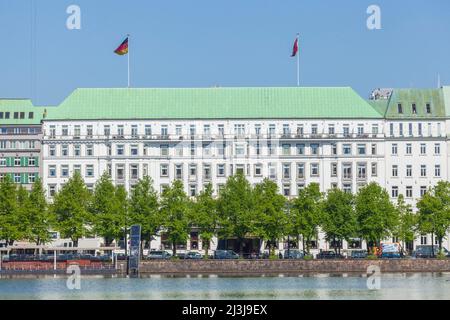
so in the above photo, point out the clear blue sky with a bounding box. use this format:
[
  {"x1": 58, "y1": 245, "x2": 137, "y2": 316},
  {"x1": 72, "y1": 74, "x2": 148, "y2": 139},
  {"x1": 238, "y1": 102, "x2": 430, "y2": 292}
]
[{"x1": 1, "y1": 0, "x2": 450, "y2": 106}]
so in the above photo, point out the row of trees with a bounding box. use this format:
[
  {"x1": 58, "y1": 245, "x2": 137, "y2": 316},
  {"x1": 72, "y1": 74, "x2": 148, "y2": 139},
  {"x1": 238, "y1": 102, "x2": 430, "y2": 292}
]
[{"x1": 1, "y1": 172, "x2": 449, "y2": 257}]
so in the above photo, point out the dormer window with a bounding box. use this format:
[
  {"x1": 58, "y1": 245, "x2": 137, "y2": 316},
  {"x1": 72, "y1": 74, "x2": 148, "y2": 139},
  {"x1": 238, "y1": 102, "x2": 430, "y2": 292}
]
[
  {"x1": 397, "y1": 103, "x2": 403, "y2": 114},
  {"x1": 412, "y1": 103, "x2": 417, "y2": 114},
  {"x1": 426, "y1": 103, "x2": 431, "y2": 114},
  {"x1": 28, "y1": 112, "x2": 34, "y2": 119}
]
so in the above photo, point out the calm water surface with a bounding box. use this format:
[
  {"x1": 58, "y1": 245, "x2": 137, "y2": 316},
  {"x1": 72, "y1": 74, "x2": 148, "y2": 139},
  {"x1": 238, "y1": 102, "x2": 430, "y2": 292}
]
[{"x1": 0, "y1": 273, "x2": 449, "y2": 300}]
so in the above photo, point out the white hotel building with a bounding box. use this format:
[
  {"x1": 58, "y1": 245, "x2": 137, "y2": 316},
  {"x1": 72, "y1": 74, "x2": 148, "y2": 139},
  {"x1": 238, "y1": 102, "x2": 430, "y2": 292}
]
[{"x1": 39, "y1": 86, "x2": 450, "y2": 254}]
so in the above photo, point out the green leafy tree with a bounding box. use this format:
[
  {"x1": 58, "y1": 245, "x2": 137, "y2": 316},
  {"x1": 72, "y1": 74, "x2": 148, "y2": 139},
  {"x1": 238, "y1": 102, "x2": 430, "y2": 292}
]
[
  {"x1": 291, "y1": 183, "x2": 323, "y2": 253},
  {"x1": 417, "y1": 181, "x2": 450, "y2": 255},
  {"x1": 393, "y1": 194, "x2": 417, "y2": 254},
  {"x1": 322, "y1": 188, "x2": 356, "y2": 254},
  {"x1": 16, "y1": 185, "x2": 31, "y2": 243},
  {"x1": 114, "y1": 185, "x2": 129, "y2": 252},
  {"x1": 91, "y1": 172, "x2": 124, "y2": 246},
  {"x1": 253, "y1": 179, "x2": 288, "y2": 257},
  {"x1": 52, "y1": 172, "x2": 92, "y2": 247},
  {"x1": 191, "y1": 183, "x2": 218, "y2": 258},
  {"x1": 0, "y1": 175, "x2": 19, "y2": 246},
  {"x1": 355, "y1": 182, "x2": 399, "y2": 251},
  {"x1": 217, "y1": 173, "x2": 256, "y2": 256},
  {"x1": 160, "y1": 180, "x2": 191, "y2": 256},
  {"x1": 129, "y1": 176, "x2": 160, "y2": 253},
  {"x1": 27, "y1": 178, "x2": 53, "y2": 246}
]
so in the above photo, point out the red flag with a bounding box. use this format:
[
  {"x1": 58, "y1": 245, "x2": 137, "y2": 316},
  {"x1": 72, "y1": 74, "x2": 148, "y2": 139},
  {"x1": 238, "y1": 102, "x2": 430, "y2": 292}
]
[{"x1": 291, "y1": 37, "x2": 299, "y2": 57}]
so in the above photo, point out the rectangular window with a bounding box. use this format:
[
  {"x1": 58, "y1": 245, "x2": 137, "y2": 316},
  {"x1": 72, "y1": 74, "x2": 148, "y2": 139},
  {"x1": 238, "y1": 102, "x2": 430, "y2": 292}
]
[
  {"x1": 14, "y1": 157, "x2": 21, "y2": 166},
  {"x1": 406, "y1": 165, "x2": 412, "y2": 177},
  {"x1": 160, "y1": 164, "x2": 169, "y2": 177},
  {"x1": 392, "y1": 144, "x2": 398, "y2": 155},
  {"x1": 343, "y1": 184, "x2": 352, "y2": 194},
  {"x1": 418, "y1": 123, "x2": 423, "y2": 136},
  {"x1": 408, "y1": 123, "x2": 413, "y2": 136},
  {"x1": 397, "y1": 103, "x2": 403, "y2": 114},
  {"x1": 311, "y1": 144, "x2": 319, "y2": 155},
  {"x1": 160, "y1": 144, "x2": 169, "y2": 156},
  {"x1": 104, "y1": 125, "x2": 111, "y2": 136},
  {"x1": 282, "y1": 124, "x2": 290, "y2": 136},
  {"x1": 357, "y1": 125, "x2": 364, "y2": 136},
  {"x1": 203, "y1": 164, "x2": 212, "y2": 180},
  {"x1": 86, "y1": 145, "x2": 93, "y2": 156},
  {"x1": 310, "y1": 163, "x2": 319, "y2": 176},
  {"x1": 434, "y1": 143, "x2": 440, "y2": 155},
  {"x1": 130, "y1": 164, "x2": 139, "y2": 180},
  {"x1": 283, "y1": 184, "x2": 291, "y2": 197},
  {"x1": 49, "y1": 145, "x2": 56, "y2": 157},
  {"x1": 0, "y1": 158, "x2": 6, "y2": 167},
  {"x1": 399, "y1": 123, "x2": 403, "y2": 136},
  {"x1": 86, "y1": 165, "x2": 94, "y2": 177},
  {"x1": 14, "y1": 173, "x2": 21, "y2": 183},
  {"x1": 74, "y1": 145, "x2": 81, "y2": 157},
  {"x1": 117, "y1": 125, "x2": 124, "y2": 137},
  {"x1": 61, "y1": 165, "x2": 69, "y2": 177},
  {"x1": 331, "y1": 143, "x2": 337, "y2": 155},
  {"x1": 131, "y1": 125, "x2": 138, "y2": 138},
  {"x1": 372, "y1": 124, "x2": 379, "y2": 135},
  {"x1": 390, "y1": 123, "x2": 394, "y2": 136},
  {"x1": 406, "y1": 186, "x2": 413, "y2": 198},
  {"x1": 189, "y1": 164, "x2": 197, "y2": 179},
  {"x1": 218, "y1": 124, "x2": 225, "y2": 136},
  {"x1": 420, "y1": 165, "x2": 427, "y2": 177},
  {"x1": 412, "y1": 103, "x2": 417, "y2": 114},
  {"x1": 145, "y1": 125, "x2": 152, "y2": 136},
  {"x1": 235, "y1": 144, "x2": 245, "y2": 156},
  {"x1": 217, "y1": 164, "x2": 225, "y2": 177},
  {"x1": 171, "y1": 164, "x2": 181, "y2": 180},
  {"x1": 391, "y1": 186, "x2": 399, "y2": 198},
  {"x1": 426, "y1": 103, "x2": 431, "y2": 114},
  {"x1": 357, "y1": 163, "x2": 367, "y2": 179},
  {"x1": 392, "y1": 165, "x2": 398, "y2": 177},
  {"x1": 74, "y1": 164, "x2": 81, "y2": 175},
  {"x1": 297, "y1": 163, "x2": 305, "y2": 179},
  {"x1": 406, "y1": 144, "x2": 412, "y2": 155},
  {"x1": 343, "y1": 163, "x2": 352, "y2": 180},
  {"x1": 49, "y1": 165, "x2": 57, "y2": 177},
  {"x1": 282, "y1": 163, "x2": 291, "y2": 179},
  {"x1": 86, "y1": 125, "x2": 93, "y2": 138},
  {"x1": 420, "y1": 143, "x2": 426, "y2": 155},
  {"x1": 28, "y1": 173, "x2": 36, "y2": 183},
  {"x1": 357, "y1": 144, "x2": 366, "y2": 155},
  {"x1": 254, "y1": 164, "x2": 262, "y2": 177},
  {"x1": 435, "y1": 165, "x2": 441, "y2": 177},
  {"x1": 130, "y1": 145, "x2": 138, "y2": 156},
  {"x1": 311, "y1": 124, "x2": 318, "y2": 135},
  {"x1": 116, "y1": 164, "x2": 124, "y2": 180},
  {"x1": 371, "y1": 144, "x2": 377, "y2": 155},
  {"x1": 420, "y1": 186, "x2": 427, "y2": 197},
  {"x1": 296, "y1": 144, "x2": 305, "y2": 155},
  {"x1": 189, "y1": 184, "x2": 197, "y2": 197},
  {"x1": 282, "y1": 144, "x2": 291, "y2": 156},
  {"x1": 161, "y1": 125, "x2": 168, "y2": 137},
  {"x1": 62, "y1": 125, "x2": 69, "y2": 136},
  {"x1": 343, "y1": 144, "x2": 351, "y2": 155},
  {"x1": 61, "y1": 145, "x2": 69, "y2": 157},
  {"x1": 328, "y1": 125, "x2": 335, "y2": 135}
]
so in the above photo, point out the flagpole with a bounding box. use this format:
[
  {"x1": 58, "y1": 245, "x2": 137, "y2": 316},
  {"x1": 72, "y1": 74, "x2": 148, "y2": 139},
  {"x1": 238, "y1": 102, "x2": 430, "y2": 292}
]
[
  {"x1": 127, "y1": 34, "x2": 130, "y2": 88},
  {"x1": 296, "y1": 33, "x2": 300, "y2": 87}
]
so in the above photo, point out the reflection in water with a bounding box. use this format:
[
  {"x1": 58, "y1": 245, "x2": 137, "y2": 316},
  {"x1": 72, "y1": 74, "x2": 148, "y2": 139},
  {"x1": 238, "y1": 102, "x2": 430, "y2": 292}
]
[{"x1": 0, "y1": 273, "x2": 449, "y2": 300}]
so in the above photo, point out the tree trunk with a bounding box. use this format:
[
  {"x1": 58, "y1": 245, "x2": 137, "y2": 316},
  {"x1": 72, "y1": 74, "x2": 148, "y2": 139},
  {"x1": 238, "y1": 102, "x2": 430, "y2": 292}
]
[
  {"x1": 204, "y1": 242, "x2": 209, "y2": 259},
  {"x1": 172, "y1": 241, "x2": 177, "y2": 257},
  {"x1": 438, "y1": 237, "x2": 443, "y2": 254},
  {"x1": 238, "y1": 237, "x2": 244, "y2": 257},
  {"x1": 302, "y1": 236, "x2": 306, "y2": 254}
]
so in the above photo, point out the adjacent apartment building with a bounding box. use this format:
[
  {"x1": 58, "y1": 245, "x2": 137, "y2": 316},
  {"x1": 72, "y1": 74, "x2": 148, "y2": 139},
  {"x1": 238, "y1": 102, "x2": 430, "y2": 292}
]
[
  {"x1": 37, "y1": 86, "x2": 450, "y2": 253},
  {"x1": 0, "y1": 99, "x2": 45, "y2": 189}
]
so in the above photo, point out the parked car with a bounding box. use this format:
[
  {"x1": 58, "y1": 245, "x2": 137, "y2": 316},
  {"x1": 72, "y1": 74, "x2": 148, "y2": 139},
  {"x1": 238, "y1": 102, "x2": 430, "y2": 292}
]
[
  {"x1": 146, "y1": 251, "x2": 172, "y2": 260},
  {"x1": 350, "y1": 250, "x2": 368, "y2": 259},
  {"x1": 283, "y1": 249, "x2": 305, "y2": 259},
  {"x1": 316, "y1": 251, "x2": 345, "y2": 259},
  {"x1": 380, "y1": 243, "x2": 404, "y2": 259},
  {"x1": 186, "y1": 252, "x2": 203, "y2": 259},
  {"x1": 412, "y1": 245, "x2": 450, "y2": 258},
  {"x1": 213, "y1": 250, "x2": 239, "y2": 259}
]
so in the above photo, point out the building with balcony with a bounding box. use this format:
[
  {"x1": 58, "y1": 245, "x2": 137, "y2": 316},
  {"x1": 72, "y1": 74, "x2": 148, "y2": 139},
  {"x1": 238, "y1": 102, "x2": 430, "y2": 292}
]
[{"x1": 11, "y1": 86, "x2": 450, "y2": 254}]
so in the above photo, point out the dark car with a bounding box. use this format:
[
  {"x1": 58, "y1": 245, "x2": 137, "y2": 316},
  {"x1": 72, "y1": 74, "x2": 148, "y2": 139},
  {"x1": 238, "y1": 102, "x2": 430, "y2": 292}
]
[
  {"x1": 213, "y1": 250, "x2": 239, "y2": 259},
  {"x1": 412, "y1": 245, "x2": 450, "y2": 258},
  {"x1": 316, "y1": 251, "x2": 345, "y2": 259},
  {"x1": 186, "y1": 252, "x2": 203, "y2": 259},
  {"x1": 146, "y1": 251, "x2": 172, "y2": 260},
  {"x1": 350, "y1": 250, "x2": 368, "y2": 259}
]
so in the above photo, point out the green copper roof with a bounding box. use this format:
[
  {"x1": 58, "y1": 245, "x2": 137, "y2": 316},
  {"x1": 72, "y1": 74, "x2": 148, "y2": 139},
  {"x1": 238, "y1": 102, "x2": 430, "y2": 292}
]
[
  {"x1": 0, "y1": 99, "x2": 46, "y2": 125},
  {"x1": 44, "y1": 87, "x2": 383, "y2": 121},
  {"x1": 383, "y1": 88, "x2": 446, "y2": 119},
  {"x1": 368, "y1": 100, "x2": 389, "y2": 116},
  {"x1": 442, "y1": 86, "x2": 450, "y2": 116}
]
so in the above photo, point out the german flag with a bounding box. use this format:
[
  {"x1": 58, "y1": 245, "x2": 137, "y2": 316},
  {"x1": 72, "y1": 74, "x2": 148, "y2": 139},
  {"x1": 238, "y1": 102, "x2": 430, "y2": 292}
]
[{"x1": 114, "y1": 37, "x2": 129, "y2": 55}]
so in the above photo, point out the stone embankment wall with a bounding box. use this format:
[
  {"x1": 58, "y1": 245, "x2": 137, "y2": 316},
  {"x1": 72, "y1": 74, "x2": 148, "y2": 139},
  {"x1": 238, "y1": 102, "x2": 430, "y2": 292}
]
[{"x1": 137, "y1": 259, "x2": 450, "y2": 274}]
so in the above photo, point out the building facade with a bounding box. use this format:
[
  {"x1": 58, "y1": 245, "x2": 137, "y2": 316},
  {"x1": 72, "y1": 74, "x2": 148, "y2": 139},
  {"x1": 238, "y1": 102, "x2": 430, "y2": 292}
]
[
  {"x1": 35, "y1": 86, "x2": 450, "y2": 254},
  {"x1": 0, "y1": 99, "x2": 45, "y2": 189}
]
